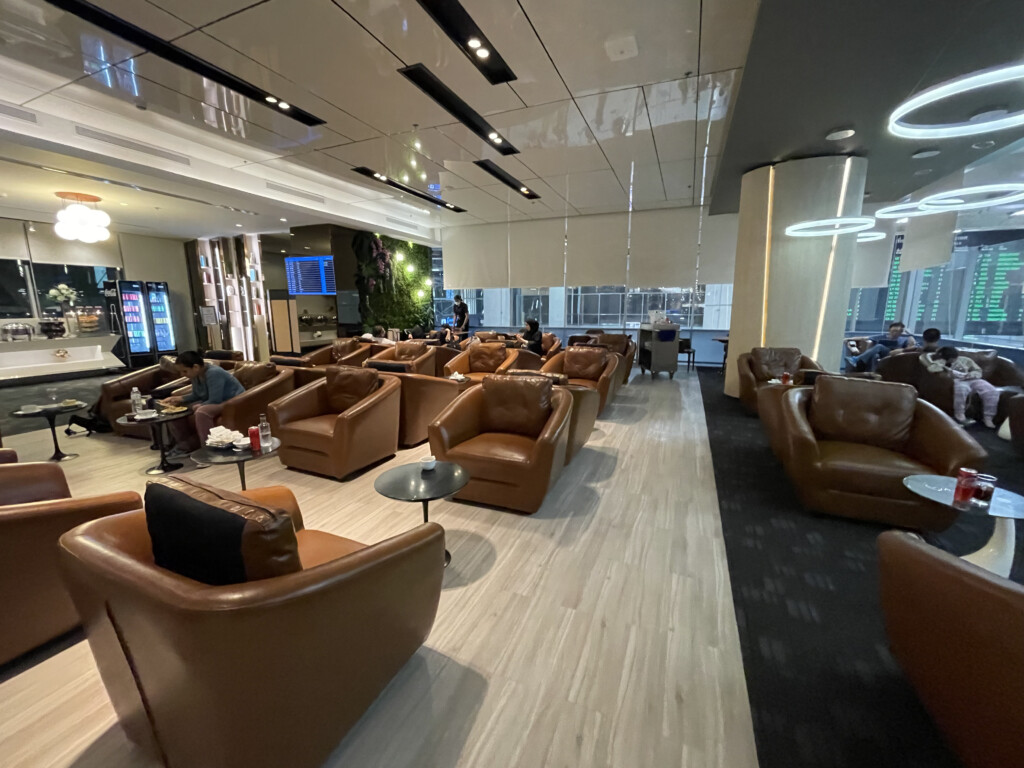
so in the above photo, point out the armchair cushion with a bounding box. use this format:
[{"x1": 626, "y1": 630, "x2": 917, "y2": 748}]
[
  {"x1": 469, "y1": 342, "x2": 507, "y2": 372},
  {"x1": 232, "y1": 361, "x2": 278, "y2": 390},
  {"x1": 563, "y1": 346, "x2": 608, "y2": 380},
  {"x1": 394, "y1": 341, "x2": 427, "y2": 361},
  {"x1": 815, "y1": 441, "x2": 931, "y2": 497},
  {"x1": 145, "y1": 477, "x2": 301, "y2": 586},
  {"x1": 811, "y1": 376, "x2": 915, "y2": 452},
  {"x1": 750, "y1": 347, "x2": 803, "y2": 382},
  {"x1": 480, "y1": 375, "x2": 552, "y2": 438},
  {"x1": 447, "y1": 433, "x2": 537, "y2": 481},
  {"x1": 325, "y1": 366, "x2": 379, "y2": 414},
  {"x1": 331, "y1": 337, "x2": 362, "y2": 363}
]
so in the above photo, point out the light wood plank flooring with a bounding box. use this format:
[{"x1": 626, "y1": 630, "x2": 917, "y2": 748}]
[{"x1": 0, "y1": 371, "x2": 758, "y2": 768}]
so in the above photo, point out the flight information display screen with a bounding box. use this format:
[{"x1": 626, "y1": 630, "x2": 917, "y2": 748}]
[{"x1": 285, "y1": 255, "x2": 336, "y2": 295}]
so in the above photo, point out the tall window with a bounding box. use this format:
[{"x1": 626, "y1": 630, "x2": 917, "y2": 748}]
[{"x1": 0, "y1": 259, "x2": 34, "y2": 318}]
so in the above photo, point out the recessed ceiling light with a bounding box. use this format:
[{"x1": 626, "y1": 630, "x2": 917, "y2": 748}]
[
  {"x1": 401, "y1": 173, "x2": 409, "y2": 182},
  {"x1": 520, "y1": 186, "x2": 529, "y2": 194},
  {"x1": 475, "y1": 48, "x2": 490, "y2": 59},
  {"x1": 279, "y1": 217, "x2": 287, "y2": 222},
  {"x1": 420, "y1": 172, "x2": 427, "y2": 181},
  {"x1": 492, "y1": 136, "x2": 503, "y2": 144},
  {"x1": 488, "y1": 131, "x2": 498, "y2": 140},
  {"x1": 351, "y1": 166, "x2": 467, "y2": 212},
  {"x1": 379, "y1": 175, "x2": 387, "y2": 182},
  {"x1": 467, "y1": 37, "x2": 481, "y2": 49},
  {"x1": 280, "y1": 249, "x2": 286, "y2": 253},
  {"x1": 235, "y1": 223, "x2": 243, "y2": 227},
  {"x1": 889, "y1": 63, "x2": 1024, "y2": 139},
  {"x1": 304, "y1": 246, "x2": 310, "y2": 250},
  {"x1": 972, "y1": 140, "x2": 996, "y2": 150},
  {"x1": 265, "y1": 96, "x2": 278, "y2": 104},
  {"x1": 911, "y1": 149, "x2": 940, "y2": 159},
  {"x1": 410, "y1": 158, "x2": 417, "y2": 168},
  {"x1": 278, "y1": 102, "x2": 290, "y2": 110},
  {"x1": 784, "y1": 216, "x2": 875, "y2": 237},
  {"x1": 825, "y1": 128, "x2": 855, "y2": 141},
  {"x1": 446, "y1": 203, "x2": 455, "y2": 208},
  {"x1": 414, "y1": 140, "x2": 422, "y2": 150}
]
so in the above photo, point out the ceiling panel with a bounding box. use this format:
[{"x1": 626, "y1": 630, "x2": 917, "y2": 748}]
[
  {"x1": 322, "y1": 137, "x2": 452, "y2": 194},
  {"x1": 250, "y1": 152, "x2": 389, "y2": 201},
  {"x1": 177, "y1": 32, "x2": 381, "y2": 142},
  {"x1": 89, "y1": 0, "x2": 193, "y2": 39},
  {"x1": 576, "y1": 87, "x2": 659, "y2": 185},
  {"x1": 480, "y1": 184, "x2": 559, "y2": 216},
  {"x1": 661, "y1": 159, "x2": 696, "y2": 202},
  {"x1": 697, "y1": 0, "x2": 759, "y2": 74},
  {"x1": 190, "y1": 2, "x2": 454, "y2": 134},
  {"x1": 336, "y1": 0, "x2": 524, "y2": 116},
  {"x1": 441, "y1": 187, "x2": 528, "y2": 222},
  {"x1": 391, "y1": 128, "x2": 480, "y2": 167},
  {"x1": 518, "y1": 177, "x2": 577, "y2": 214},
  {"x1": 518, "y1": 0, "x2": 700, "y2": 97},
  {"x1": 139, "y1": 0, "x2": 262, "y2": 29},
  {"x1": 627, "y1": 163, "x2": 668, "y2": 204}
]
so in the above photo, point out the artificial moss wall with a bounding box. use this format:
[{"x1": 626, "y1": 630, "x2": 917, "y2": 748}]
[{"x1": 351, "y1": 231, "x2": 434, "y2": 331}]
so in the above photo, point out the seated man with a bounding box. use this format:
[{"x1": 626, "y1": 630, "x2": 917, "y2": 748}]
[
  {"x1": 163, "y1": 351, "x2": 245, "y2": 455},
  {"x1": 845, "y1": 322, "x2": 917, "y2": 372},
  {"x1": 920, "y1": 327, "x2": 944, "y2": 353},
  {"x1": 359, "y1": 325, "x2": 395, "y2": 346}
]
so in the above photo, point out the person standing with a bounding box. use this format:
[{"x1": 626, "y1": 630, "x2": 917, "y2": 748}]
[
  {"x1": 516, "y1": 318, "x2": 544, "y2": 356},
  {"x1": 452, "y1": 294, "x2": 470, "y2": 337},
  {"x1": 163, "y1": 351, "x2": 245, "y2": 455},
  {"x1": 922, "y1": 346, "x2": 999, "y2": 428},
  {"x1": 844, "y1": 322, "x2": 917, "y2": 372}
]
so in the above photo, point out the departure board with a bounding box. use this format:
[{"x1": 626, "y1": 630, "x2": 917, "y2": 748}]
[
  {"x1": 285, "y1": 255, "x2": 336, "y2": 295},
  {"x1": 964, "y1": 242, "x2": 1022, "y2": 335},
  {"x1": 883, "y1": 235, "x2": 906, "y2": 323}
]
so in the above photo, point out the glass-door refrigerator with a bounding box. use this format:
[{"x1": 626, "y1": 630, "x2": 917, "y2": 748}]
[
  {"x1": 146, "y1": 281, "x2": 177, "y2": 355},
  {"x1": 105, "y1": 280, "x2": 155, "y2": 368}
]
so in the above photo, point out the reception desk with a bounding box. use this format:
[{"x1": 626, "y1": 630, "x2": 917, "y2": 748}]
[{"x1": 0, "y1": 335, "x2": 124, "y2": 382}]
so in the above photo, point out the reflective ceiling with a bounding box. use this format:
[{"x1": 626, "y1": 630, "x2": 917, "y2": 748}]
[{"x1": 0, "y1": 0, "x2": 758, "y2": 239}]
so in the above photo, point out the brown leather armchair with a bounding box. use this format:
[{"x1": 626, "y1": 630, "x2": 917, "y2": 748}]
[
  {"x1": 879, "y1": 348, "x2": 1024, "y2": 422},
  {"x1": 511, "y1": 349, "x2": 545, "y2": 370},
  {"x1": 0, "y1": 461, "x2": 140, "y2": 666},
  {"x1": 364, "y1": 340, "x2": 435, "y2": 375},
  {"x1": 165, "y1": 362, "x2": 295, "y2": 435},
  {"x1": 737, "y1": 347, "x2": 824, "y2": 415},
  {"x1": 775, "y1": 376, "x2": 986, "y2": 530},
  {"x1": 433, "y1": 345, "x2": 462, "y2": 377},
  {"x1": 100, "y1": 356, "x2": 184, "y2": 438},
  {"x1": 389, "y1": 372, "x2": 461, "y2": 447},
  {"x1": 878, "y1": 531, "x2": 1024, "y2": 768},
  {"x1": 272, "y1": 338, "x2": 376, "y2": 386},
  {"x1": 561, "y1": 384, "x2": 600, "y2": 464},
  {"x1": 1010, "y1": 395, "x2": 1024, "y2": 456},
  {"x1": 428, "y1": 375, "x2": 572, "y2": 514},
  {"x1": 268, "y1": 366, "x2": 400, "y2": 479},
  {"x1": 59, "y1": 483, "x2": 444, "y2": 768},
  {"x1": 542, "y1": 346, "x2": 618, "y2": 414},
  {"x1": 592, "y1": 333, "x2": 636, "y2": 387},
  {"x1": 443, "y1": 342, "x2": 519, "y2": 382},
  {"x1": 540, "y1": 332, "x2": 562, "y2": 360}
]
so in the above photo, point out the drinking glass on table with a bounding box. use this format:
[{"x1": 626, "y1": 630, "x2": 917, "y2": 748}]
[
  {"x1": 46, "y1": 387, "x2": 58, "y2": 403},
  {"x1": 973, "y1": 474, "x2": 997, "y2": 507}
]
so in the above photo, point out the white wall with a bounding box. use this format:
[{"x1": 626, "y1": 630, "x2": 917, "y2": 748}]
[{"x1": 119, "y1": 233, "x2": 197, "y2": 351}]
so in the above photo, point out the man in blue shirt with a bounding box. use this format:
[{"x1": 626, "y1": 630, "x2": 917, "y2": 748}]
[
  {"x1": 164, "y1": 350, "x2": 245, "y2": 455},
  {"x1": 845, "y1": 322, "x2": 917, "y2": 372}
]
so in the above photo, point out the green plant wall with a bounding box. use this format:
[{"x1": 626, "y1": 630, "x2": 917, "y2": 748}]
[{"x1": 351, "y1": 231, "x2": 434, "y2": 331}]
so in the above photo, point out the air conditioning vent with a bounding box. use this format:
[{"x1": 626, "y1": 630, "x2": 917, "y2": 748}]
[
  {"x1": 386, "y1": 217, "x2": 423, "y2": 232},
  {"x1": 74, "y1": 126, "x2": 190, "y2": 165},
  {"x1": 265, "y1": 181, "x2": 325, "y2": 204},
  {"x1": 0, "y1": 102, "x2": 37, "y2": 123}
]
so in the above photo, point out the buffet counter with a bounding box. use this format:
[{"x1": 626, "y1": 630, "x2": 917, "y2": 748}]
[{"x1": 0, "y1": 335, "x2": 124, "y2": 382}]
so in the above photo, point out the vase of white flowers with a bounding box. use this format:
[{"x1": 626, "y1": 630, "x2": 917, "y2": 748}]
[{"x1": 47, "y1": 284, "x2": 80, "y2": 336}]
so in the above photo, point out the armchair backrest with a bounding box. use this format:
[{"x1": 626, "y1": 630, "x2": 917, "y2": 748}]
[
  {"x1": 2, "y1": 461, "x2": 72, "y2": 505},
  {"x1": 325, "y1": 366, "x2": 380, "y2": 413},
  {"x1": 394, "y1": 340, "x2": 427, "y2": 361},
  {"x1": 750, "y1": 347, "x2": 804, "y2": 381},
  {"x1": 877, "y1": 350, "x2": 924, "y2": 385},
  {"x1": 474, "y1": 331, "x2": 499, "y2": 343},
  {"x1": 595, "y1": 334, "x2": 629, "y2": 356},
  {"x1": 480, "y1": 375, "x2": 553, "y2": 438},
  {"x1": 468, "y1": 342, "x2": 508, "y2": 373},
  {"x1": 231, "y1": 361, "x2": 279, "y2": 390},
  {"x1": 960, "y1": 348, "x2": 998, "y2": 379},
  {"x1": 326, "y1": 337, "x2": 362, "y2": 363},
  {"x1": 203, "y1": 349, "x2": 244, "y2": 362},
  {"x1": 563, "y1": 346, "x2": 609, "y2": 381},
  {"x1": 541, "y1": 333, "x2": 560, "y2": 355},
  {"x1": 810, "y1": 376, "x2": 916, "y2": 451}
]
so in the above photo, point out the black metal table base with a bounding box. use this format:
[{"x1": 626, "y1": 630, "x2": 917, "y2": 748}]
[
  {"x1": 145, "y1": 422, "x2": 182, "y2": 476},
  {"x1": 237, "y1": 463, "x2": 247, "y2": 491},
  {"x1": 45, "y1": 413, "x2": 77, "y2": 462},
  {"x1": 423, "y1": 500, "x2": 451, "y2": 567}
]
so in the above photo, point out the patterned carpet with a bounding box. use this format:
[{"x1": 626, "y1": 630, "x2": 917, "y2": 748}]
[{"x1": 698, "y1": 371, "x2": 1022, "y2": 768}]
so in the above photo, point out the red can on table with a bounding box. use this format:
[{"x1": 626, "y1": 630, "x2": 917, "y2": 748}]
[
  {"x1": 248, "y1": 426, "x2": 261, "y2": 452},
  {"x1": 952, "y1": 467, "x2": 978, "y2": 509},
  {"x1": 780, "y1": 372, "x2": 792, "y2": 385}
]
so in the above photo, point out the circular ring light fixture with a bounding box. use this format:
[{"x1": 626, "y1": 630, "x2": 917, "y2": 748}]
[
  {"x1": 888, "y1": 62, "x2": 1024, "y2": 139},
  {"x1": 856, "y1": 231, "x2": 887, "y2": 243},
  {"x1": 784, "y1": 217, "x2": 875, "y2": 237},
  {"x1": 874, "y1": 201, "x2": 944, "y2": 219},
  {"x1": 919, "y1": 183, "x2": 1024, "y2": 212}
]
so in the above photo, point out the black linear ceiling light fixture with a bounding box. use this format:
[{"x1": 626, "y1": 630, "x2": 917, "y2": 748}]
[
  {"x1": 399, "y1": 64, "x2": 518, "y2": 155},
  {"x1": 352, "y1": 166, "x2": 467, "y2": 213},
  {"x1": 43, "y1": 0, "x2": 325, "y2": 127},
  {"x1": 474, "y1": 159, "x2": 539, "y2": 199},
  {"x1": 414, "y1": 0, "x2": 516, "y2": 85}
]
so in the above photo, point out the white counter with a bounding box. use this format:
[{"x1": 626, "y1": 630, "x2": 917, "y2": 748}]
[{"x1": 0, "y1": 335, "x2": 124, "y2": 382}]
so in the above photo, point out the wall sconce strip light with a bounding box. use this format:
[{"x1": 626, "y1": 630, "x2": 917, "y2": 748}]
[{"x1": 352, "y1": 167, "x2": 466, "y2": 212}]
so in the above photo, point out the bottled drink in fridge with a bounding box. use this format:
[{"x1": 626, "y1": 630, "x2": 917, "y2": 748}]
[{"x1": 258, "y1": 413, "x2": 271, "y2": 450}]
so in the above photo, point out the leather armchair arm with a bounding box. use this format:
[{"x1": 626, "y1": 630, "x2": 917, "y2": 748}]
[
  {"x1": 989, "y1": 357, "x2": 1024, "y2": 388},
  {"x1": 428, "y1": 386, "x2": 483, "y2": 453},
  {"x1": 916, "y1": 368, "x2": 954, "y2": 412},
  {"x1": 368, "y1": 346, "x2": 398, "y2": 363},
  {"x1": 221, "y1": 370, "x2": 295, "y2": 433},
  {"x1": 1, "y1": 491, "x2": 141, "y2": 526},
  {"x1": 737, "y1": 353, "x2": 757, "y2": 403},
  {"x1": 496, "y1": 349, "x2": 519, "y2": 373},
  {"x1": 905, "y1": 400, "x2": 987, "y2": 475},
  {"x1": 410, "y1": 347, "x2": 436, "y2": 375},
  {"x1": 544, "y1": 339, "x2": 562, "y2": 359},
  {"x1": 799, "y1": 355, "x2": 824, "y2": 372},
  {"x1": 267, "y1": 380, "x2": 327, "y2": 432},
  {"x1": 239, "y1": 486, "x2": 305, "y2": 531},
  {"x1": 0, "y1": 461, "x2": 72, "y2": 505},
  {"x1": 443, "y1": 349, "x2": 471, "y2": 377},
  {"x1": 0, "y1": 449, "x2": 17, "y2": 464},
  {"x1": 513, "y1": 349, "x2": 545, "y2": 371},
  {"x1": 531, "y1": 387, "x2": 573, "y2": 466},
  {"x1": 597, "y1": 354, "x2": 618, "y2": 406},
  {"x1": 541, "y1": 351, "x2": 565, "y2": 374},
  {"x1": 304, "y1": 345, "x2": 333, "y2": 366},
  {"x1": 332, "y1": 375, "x2": 401, "y2": 451},
  {"x1": 150, "y1": 376, "x2": 188, "y2": 399},
  {"x1": 338, "y1": 344, "x2": 373, "y2": 367},
  {"x1": 778, "y1": 388, "x2": 820, "y2": 469}
]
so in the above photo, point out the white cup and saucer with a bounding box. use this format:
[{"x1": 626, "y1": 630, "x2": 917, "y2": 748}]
[
  {"x1": 20, "y1": 404, "x2": 41, "y2": 414},
  {"x1": 420, "y1": 455, "x2": 437, "y2": 472}
]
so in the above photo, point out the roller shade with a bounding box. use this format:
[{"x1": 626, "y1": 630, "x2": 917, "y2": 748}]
[
  {"x1": 627, "y1": 208, "x2": 699, "y2": 288},
  {"x1": 698, "y1": 212, "x2": 739, "y2": 284},
  {"x1": 0, "y1": 219, "x2": 29, "y2": 261},
  {"x1": 441, "y1": 223, "x2": 508, "y2": 288},
  {"x1": 566, "y1": 213, "x2": 628, "y2": 286},
  {"x1": 27, "y1": 222, "x2": 123, "y2": 267},
  {"x1": 853, "y1": 213, "x2": 895, "y2": 287},
  {"x1": 899, "y1": 213, "x2": 956, "y2": 272},
  {"x1": 509, "y1": 218, "x2": 566, "y2": 288}
]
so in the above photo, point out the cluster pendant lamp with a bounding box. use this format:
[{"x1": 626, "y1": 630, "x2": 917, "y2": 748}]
[{"x1": 53, "y1": 192, "x2": 111, "y2": 243}]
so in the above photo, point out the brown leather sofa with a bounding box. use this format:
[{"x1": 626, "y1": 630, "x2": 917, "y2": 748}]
[
  {"x1": 364, "y1": 340, "x2": 435, "y2": 375},
  {"x1": 272, "y1": 338, "x2": 376, "y2": 386},
  {"x1": 878, "y1": 531, "x2": 1024, "y2": 768},
  {"x1": 542, "y1": 346, "x2": 619, "y2": 414},
  {"x1": 775, "y1": 376, "x2": 986, "y2": 530},
  {"x1": 428, "y1": 375, "x2": 572, "y2": 514},
  {"x1": 389, "y1": 372, "x2": 461, "y2": 447},
  {"x1": 59, "y1": 480, "x2": 444, "y2": 768},
  {"x1": 878, "y1": 348, "x2": 1024, "y2": 422},
  {"x1": 443, "y1": 342, "x2": 519, "y2": 382},
  {"x1": 1010, "y1": 394, "x2": 1024, "y2": 456},
  {"x1": 0, "y1": 461, "x2": 140, "y2": 666},
  {"x1": 100, "y1": 356, "x2": 186, "y2": 438},
  {"x1": 737, "y1": 347, "x2": 824, "y2": 415},
  {"x1": 268, "y1": 366, "x2": 400, "y2": 479}
]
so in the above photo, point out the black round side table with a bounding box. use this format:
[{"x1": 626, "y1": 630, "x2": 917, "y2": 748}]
[
  {"x1": 11, "y1": 403, "x2": 87, "y2": 462},
  {"x1": 116, "y1": 410, "x2": 191, "y2": 475}
]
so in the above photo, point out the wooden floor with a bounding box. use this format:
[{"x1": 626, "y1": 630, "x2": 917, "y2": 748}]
[{"x1": 0, "y1": 371, "x2": 759, "y2": 768}]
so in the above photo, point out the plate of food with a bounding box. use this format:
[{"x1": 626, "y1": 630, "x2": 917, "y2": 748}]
[
  {"x1": 61, "y1": 398, "x2": 82, "y2": 407},
  {"x1": 160, "y1": 404, "x2": 188, "y2": 414}
]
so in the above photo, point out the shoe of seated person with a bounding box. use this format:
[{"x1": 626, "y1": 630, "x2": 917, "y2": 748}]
[
  {"x1": 983, "y1": 417, "x2": 997, "y2": 429},
  {"x1": 844, "y1": 356, "x2": 858, "y2": 372},
  {"x1": 166, "y1": 446, "x2": 191, "y2": 459}
]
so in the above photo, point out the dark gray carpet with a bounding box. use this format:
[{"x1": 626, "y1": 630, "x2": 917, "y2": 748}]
[
  {"x1": 697, "y1": 371, "x2": 1022, "y2": 768},
  {"x1": 0, "y1": 374, "x2": 111, "y2": 438}
]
